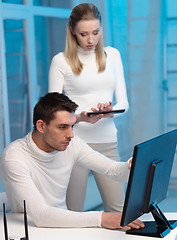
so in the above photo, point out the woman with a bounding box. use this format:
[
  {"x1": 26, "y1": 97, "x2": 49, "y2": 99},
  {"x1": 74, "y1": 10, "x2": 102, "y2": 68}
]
[{"x1": 48, "y1": 3, "x2": 129, "y2": 212}]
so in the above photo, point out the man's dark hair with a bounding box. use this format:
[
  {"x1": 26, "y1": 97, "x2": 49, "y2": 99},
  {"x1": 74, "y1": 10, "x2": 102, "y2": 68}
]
[{"x1": 33, "y1": 92, "x2": 78, "y2": 130}]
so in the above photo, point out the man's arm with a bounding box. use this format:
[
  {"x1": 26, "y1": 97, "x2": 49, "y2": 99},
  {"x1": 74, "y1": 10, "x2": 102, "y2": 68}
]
[
  {"x1": 76, "y1": 137, "x2": 130, "y2": 182},
  {"x1": 0, "y1": 158, "x2": 102, "y2": 228},
  {"x1": 1, "y1": 157, "x2": 142, "y2": 230},
  {"x1": 0, "y1": 153, "x2": 143, "y2": 230}
]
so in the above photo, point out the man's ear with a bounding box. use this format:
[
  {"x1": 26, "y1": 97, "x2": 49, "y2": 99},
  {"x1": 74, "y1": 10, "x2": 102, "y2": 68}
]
[{"x1": 36, "y1": 120, "x2": 46, "y2": 133}]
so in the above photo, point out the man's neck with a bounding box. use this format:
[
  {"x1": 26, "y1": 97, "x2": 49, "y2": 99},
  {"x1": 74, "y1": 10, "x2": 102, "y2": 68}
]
[{"x1": 32, "y1": 130, "x2": 53, "y2": 153}]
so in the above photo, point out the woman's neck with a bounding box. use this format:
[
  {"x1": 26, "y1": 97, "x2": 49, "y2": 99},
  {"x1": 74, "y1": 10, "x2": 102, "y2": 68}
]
[{"x1": 77, "y1": 45, "x2": 95, "y2": 55}]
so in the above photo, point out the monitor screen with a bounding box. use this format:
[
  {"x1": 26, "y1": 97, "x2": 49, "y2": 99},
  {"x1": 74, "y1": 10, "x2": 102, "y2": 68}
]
[{"x1": 121, "y1": 129, "x2": 177, "y2": 237}]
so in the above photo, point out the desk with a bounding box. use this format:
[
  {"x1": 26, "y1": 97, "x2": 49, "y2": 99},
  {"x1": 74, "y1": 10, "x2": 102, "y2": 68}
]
[{"x1": 0, "y1": 212, "x2": 177, "y2": 240}]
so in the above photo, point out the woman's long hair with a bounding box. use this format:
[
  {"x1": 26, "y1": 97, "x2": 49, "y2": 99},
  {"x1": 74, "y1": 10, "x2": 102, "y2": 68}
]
[{"x1": 65, "y1": 3, "x2": 106, "y2": 75}]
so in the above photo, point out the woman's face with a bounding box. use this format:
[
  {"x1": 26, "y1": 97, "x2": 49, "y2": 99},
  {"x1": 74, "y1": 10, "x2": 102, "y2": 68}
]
[{"x1": 72, "y1": 19, "x2": 101, "y2": 51}]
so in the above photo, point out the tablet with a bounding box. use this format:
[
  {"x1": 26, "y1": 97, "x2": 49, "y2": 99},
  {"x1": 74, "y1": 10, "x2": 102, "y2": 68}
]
[{"x1": 87, "y1": 109, "x2": 125, "y2": 116}]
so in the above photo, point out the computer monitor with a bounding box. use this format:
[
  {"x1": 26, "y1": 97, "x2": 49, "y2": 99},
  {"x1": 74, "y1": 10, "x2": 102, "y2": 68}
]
[{"x1": 120, "y1": 129, "x2": 177, "y2": 238}]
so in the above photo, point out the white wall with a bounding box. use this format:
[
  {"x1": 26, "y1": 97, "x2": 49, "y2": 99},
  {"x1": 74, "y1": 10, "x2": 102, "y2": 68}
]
[
  {"x1": 127, "y1": 0, "x2": 164, "y2": 145},
  {"x1": 126, "y1": 0, "x2": 177, "y2": 182}
]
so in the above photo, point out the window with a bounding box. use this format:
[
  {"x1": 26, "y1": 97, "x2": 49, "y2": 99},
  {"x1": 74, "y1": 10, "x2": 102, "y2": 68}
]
[{"x1": 0, "y1": 0, "x2": 72, "y2": 151}]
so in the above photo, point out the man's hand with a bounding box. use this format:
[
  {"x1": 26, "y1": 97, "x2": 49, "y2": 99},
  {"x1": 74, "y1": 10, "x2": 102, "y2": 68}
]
[{"x1": 101, "y1": 212, "x2": 144, "y2": 230}]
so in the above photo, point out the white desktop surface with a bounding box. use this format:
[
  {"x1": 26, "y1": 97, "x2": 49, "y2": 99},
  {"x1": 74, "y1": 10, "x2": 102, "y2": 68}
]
[{"x1": 0, "y1": 212, "x2": 177, "y2": 240}]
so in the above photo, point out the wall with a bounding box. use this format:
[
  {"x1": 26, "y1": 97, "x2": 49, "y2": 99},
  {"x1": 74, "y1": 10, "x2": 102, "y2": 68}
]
[
  {"x1": 106, "y1": 0, "x2": 129, "y2": 162},
  {"x1": 127, "y1": 0, "x2": 177, "y2": 183},
  {"x1": 127, "y1": 0, "x2": 164, "y2": 149},
  {"x1": 0, "y1": 0, "x2": 176, "y2": 200}
]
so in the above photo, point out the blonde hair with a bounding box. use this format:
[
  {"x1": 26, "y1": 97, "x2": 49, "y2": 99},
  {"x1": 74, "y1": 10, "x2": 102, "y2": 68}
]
[{"x1": 65, "y1": 3, "x2": 106, "y2": 75}]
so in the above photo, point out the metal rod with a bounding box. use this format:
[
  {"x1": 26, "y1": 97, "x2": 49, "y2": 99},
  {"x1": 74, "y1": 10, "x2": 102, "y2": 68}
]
[{"x1": 3, "y1": 203, "x2": 8, "y2": 240}]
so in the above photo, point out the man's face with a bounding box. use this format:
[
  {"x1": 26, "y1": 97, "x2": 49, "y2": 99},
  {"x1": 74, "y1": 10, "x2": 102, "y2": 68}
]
[{"x1": 41, "y1": 111, "x2": 76, "y2": 152}]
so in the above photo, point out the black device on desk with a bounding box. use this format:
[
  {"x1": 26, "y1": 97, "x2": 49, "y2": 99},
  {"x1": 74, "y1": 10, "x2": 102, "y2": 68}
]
[
  {"x1": 3, "y1": 200, "x2": 29, "y2": 240},
  {"x1": 120, "y1": 129, "x2": 177, "y2": 238},
  {"x1": 87, "y1": 109, "x2": 125, "y2": 116}
]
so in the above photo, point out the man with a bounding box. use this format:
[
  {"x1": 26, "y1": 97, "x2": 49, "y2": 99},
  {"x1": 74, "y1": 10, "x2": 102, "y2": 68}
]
[{"x1": 0, "y1": 92, "x2": 143, "y2": 230}]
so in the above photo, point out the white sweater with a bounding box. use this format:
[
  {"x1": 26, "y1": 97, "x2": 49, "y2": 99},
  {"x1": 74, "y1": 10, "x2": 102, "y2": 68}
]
[
  {"x1": 49, "y1": 46, "x2": 129, "y2": 143},
  {"x1": 0, "y1": 132, "x2": 130, "y2": 228}
]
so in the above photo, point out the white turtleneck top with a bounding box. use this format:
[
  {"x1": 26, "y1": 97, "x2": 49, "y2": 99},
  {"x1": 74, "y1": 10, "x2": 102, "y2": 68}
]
[
  {"x1": 0, "y1": 131, "x2": 130, "y2": 228},
  {"x1": 49, "y1": 46, "x2": 129, "y2": 143}
]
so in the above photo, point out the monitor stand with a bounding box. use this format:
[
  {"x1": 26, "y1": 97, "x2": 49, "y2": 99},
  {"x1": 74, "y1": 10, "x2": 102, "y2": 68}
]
[{"x1": 126, "y1": 202, "x2": 177, "y2": 238}]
